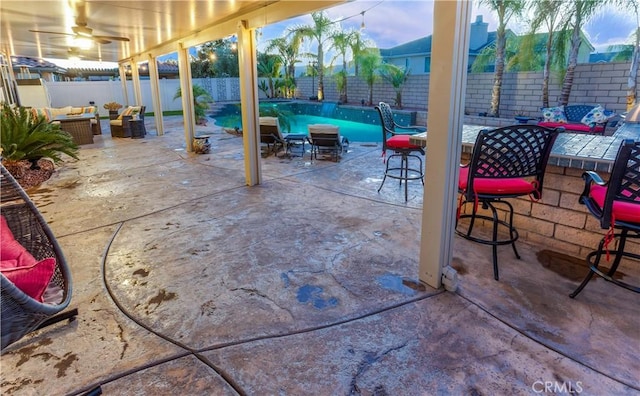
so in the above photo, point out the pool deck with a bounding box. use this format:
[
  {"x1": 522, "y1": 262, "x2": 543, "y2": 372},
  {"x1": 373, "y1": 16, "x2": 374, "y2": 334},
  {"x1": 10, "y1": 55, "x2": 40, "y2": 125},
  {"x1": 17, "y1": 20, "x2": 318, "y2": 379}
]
[{"x1": 1, "y1": 116, "x2": 638, "y2": 395}]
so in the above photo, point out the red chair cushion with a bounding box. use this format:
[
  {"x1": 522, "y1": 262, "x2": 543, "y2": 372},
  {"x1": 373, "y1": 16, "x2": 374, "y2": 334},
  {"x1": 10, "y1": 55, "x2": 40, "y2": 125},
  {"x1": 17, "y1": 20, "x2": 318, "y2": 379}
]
[
  {"x1": 387, "y1": 135, "x2": 422, "y2": 150},
  {"x1": 459, "y1": 166, "x2": 536, "y2": 195},
  {"x1": 590, "y1": 185, "x2": 640, "y2": 224}
]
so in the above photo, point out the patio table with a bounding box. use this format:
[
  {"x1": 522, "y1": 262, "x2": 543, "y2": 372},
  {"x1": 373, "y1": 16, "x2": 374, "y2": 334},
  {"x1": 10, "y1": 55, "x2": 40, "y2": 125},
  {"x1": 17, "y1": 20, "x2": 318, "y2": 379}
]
[{"x1": 52, "y1": 114, "x2": 94, "y2": 145}]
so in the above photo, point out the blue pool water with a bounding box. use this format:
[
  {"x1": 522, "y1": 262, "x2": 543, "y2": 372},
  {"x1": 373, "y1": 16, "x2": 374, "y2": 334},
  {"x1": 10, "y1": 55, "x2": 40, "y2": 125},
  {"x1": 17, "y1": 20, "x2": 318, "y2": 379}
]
[{"x1": 214, "y1": 114, "x2": 383, "y2": 142}]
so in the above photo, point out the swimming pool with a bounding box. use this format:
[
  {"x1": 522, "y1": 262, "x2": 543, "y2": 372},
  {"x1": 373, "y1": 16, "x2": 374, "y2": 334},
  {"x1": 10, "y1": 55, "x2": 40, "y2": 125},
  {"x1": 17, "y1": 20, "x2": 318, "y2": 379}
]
[
  {"x1": 214, "y1": 114, "x2": 385, "y2": 142},
  {"x1": 211, "y1": 101, "x2": 419, "y2": 143}
]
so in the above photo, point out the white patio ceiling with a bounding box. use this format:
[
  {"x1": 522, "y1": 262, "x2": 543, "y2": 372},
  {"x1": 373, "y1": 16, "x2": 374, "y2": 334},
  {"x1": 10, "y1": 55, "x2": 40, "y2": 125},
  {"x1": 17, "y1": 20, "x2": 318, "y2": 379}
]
[{"x1": 0, "y1": 0, "x2": 344, "y2": 63}]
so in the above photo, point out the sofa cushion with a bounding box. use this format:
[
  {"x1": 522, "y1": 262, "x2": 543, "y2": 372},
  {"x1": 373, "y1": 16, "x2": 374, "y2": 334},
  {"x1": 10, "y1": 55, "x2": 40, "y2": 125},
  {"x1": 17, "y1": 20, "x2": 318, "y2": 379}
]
[
  {"x1": 48, "y1": 106, "x2": 73, "y2": 118},
  {"x1": 541, "y1": 106, "x2": 567, "y2": 123},
  {"x1": 538, "y1": 121, "x2": 605, "y2": 133},
  {"x1": 110, "y1": 120, "x2": 123, "y2": 126}
]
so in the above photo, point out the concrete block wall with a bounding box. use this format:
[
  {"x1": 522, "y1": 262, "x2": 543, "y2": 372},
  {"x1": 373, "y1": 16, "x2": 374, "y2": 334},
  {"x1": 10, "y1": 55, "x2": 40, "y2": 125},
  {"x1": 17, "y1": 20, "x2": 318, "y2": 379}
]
[
  {"x1": 459, "y1": 151, "x2": 640, "y2": 265},
  {"x1": 303, "y1": 62, "x2": 631, "y2": 119}
]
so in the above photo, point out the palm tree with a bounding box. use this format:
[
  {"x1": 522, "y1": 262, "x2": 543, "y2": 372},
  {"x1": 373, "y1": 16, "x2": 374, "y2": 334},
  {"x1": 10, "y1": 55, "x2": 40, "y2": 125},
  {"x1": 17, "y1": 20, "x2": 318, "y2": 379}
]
[
  {"x1": 357, "y1": 48, "x2": 382, "y2": 106},
  {"x1": 265, "y1": 35, "x2": 303, "y2": 97},
  {"x1": 257, "y1": 53, "x2": 282, "y2": 98},
  {"x1": 524, "y1": 0, "x2": 565, "y2": 108},
  {"x1": 287, "y1": 11, "x2": 337, "y2": 101},
  {"x1": 173, "y1": 85, "x2": 214, "y2": 123},
  {"x1": 557, "y1": 0, "x2": 606, "y2": 106},
  {"x1": 330, "y1": 29, "x2": 357, "y2": 103},
  {"x1": 480, "y1": 0, "x2": 525, "y2": 117},
  {"x1": 380, "y1": 64, "x2": 410, "y2": 109},
  {"x1": 349, "y1": 31, "x2": 372, "y2": 77}
]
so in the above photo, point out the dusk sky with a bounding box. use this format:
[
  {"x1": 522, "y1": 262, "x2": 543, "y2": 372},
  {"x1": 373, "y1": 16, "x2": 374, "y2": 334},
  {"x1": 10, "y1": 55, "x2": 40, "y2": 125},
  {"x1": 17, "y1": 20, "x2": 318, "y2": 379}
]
[{"x1": 259, "y1": 0, "x2": 636, "y2": 54}]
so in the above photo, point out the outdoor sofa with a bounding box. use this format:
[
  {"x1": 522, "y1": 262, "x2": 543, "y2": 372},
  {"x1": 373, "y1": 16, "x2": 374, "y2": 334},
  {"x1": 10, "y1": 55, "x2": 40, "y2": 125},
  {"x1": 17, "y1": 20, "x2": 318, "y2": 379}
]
[{"x1": 538, "y1": 104, "x2": 617, "y2": 134}]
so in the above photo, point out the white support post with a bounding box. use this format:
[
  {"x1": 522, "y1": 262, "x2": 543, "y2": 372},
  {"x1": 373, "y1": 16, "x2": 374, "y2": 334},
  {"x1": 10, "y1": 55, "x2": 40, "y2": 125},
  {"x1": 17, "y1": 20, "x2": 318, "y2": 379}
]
[
  {"x1": 130, "y1": 60, "x2": 142, "y2": 105},
  {"x1": 118, "y1": 64, "x2": 129, "y2": 106},
  {"x1": 419, "y1": 0, "x2": 472, "y2": 289},
  {"x1": 147, "y1": 55, "x2": 165, "y2": 136},
  {"x1": 237, "y1": 20, "x2": 262, "y2": 186},
  {"x1": 177, "y1": 44, "x2": 196, "y2": 152}
]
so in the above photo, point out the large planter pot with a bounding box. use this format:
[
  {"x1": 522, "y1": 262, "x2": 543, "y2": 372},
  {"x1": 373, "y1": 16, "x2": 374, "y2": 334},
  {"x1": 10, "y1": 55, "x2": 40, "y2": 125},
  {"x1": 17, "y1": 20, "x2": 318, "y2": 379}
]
[{"x1": 108, "y1": 110, "x2": 119, "y2": 120}]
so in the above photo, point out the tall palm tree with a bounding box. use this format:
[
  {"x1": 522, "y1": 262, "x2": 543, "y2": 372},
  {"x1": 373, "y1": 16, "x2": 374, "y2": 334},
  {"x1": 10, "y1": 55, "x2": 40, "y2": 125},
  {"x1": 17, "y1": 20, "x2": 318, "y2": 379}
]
[
  {"x1": 357, "y1": 48, "x2": 382, "y2": 106},
  {"x1": 524, "y1": 0, "x2": 565, "y2": 108},
  {"x1": 557, "y1": 0, "x2": 605, "y2": 105},
  {"x1": 480, "y1": 0, "x2": 525, "y2": 117},
  {"x1": 287, "y1": 11, "x2": 337, "y2": 101},
  {"x1": 330, "y1": 29, "x2": 357, "y2": 103},
  {"x1": 380, "y1": 64, "x2": 410, "y2": 109}
]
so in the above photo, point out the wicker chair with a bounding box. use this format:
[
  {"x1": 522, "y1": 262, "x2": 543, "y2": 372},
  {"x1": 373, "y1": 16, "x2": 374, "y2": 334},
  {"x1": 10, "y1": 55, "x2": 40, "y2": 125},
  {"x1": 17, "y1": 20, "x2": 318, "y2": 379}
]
[
  {"x1": 1, "y1": 165, "x2": 76, "y2": 351},
  {"x1": 109, "y1": 105, "x2": 145, "y2": 138}
]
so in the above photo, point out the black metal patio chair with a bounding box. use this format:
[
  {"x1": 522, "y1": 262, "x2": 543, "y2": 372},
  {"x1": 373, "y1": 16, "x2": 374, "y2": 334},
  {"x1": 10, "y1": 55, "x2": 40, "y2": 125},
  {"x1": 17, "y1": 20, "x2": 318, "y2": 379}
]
[
  {"x1": 375, "y1": 102, "x2": 426, "y2": 202},
  {"x1": 570, "y1": 139, "x2": 640, "y2": 298},
  {"x1": 456, "y1": 124, "x2": 560, "y2": 280}
]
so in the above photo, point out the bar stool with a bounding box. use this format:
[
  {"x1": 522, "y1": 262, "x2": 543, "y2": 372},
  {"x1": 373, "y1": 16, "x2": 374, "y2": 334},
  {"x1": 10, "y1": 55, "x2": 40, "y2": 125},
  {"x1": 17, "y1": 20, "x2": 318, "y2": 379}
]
[{"x1": 375, "y1": 102, "x2": 426, "y2": 202}]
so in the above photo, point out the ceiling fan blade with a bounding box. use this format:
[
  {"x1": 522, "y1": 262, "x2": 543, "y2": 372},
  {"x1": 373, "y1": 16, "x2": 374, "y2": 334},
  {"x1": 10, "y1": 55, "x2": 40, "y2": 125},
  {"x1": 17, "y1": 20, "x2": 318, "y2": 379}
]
[
  {"x1": 93, "y1": 35, "x2": 130, "y2": 42},
  {"x1": 91, "y1": 37, "x2": 111, "y2": 45},
  {"x1": 29, "y1": 29, "x2": 75, "y2": 37}
]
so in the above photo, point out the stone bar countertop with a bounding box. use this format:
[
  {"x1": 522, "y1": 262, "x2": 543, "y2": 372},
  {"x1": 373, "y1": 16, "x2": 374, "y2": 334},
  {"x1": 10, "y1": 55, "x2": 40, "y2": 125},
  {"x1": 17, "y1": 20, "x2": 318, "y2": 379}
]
[{"x1": 410, "y1": 122, "x2": 640, "y2": 173}]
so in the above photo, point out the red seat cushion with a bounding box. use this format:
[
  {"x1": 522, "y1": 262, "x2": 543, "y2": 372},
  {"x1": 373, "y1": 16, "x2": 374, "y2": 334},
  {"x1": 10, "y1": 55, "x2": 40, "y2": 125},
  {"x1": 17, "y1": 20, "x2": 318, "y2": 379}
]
[
  {"x1": 590, "y1": 185, "x2": 640, "y2": 224},
  {"x1": 538, "y1": 121, "x2": 604, "y2": 133},
  {"x1": 459, "y1": 166, "x2": 536, "y2": 195},
  {"x1": 386, "y1": 134, "x2": 422, "y2": 150}
]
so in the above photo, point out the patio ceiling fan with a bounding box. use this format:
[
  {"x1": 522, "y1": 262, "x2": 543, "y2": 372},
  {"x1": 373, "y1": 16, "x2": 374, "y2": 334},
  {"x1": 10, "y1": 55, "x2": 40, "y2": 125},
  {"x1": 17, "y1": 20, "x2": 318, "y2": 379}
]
[{"x1": 28, "y1": 2, "x2": 129, "y2": 45}]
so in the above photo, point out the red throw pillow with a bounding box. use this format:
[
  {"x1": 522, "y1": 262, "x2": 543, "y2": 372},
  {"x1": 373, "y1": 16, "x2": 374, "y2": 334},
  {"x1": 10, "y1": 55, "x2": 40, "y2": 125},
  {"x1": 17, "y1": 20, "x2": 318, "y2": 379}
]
[{"x1": 1, "y1": 258, "x2": 56, "y2": 302}]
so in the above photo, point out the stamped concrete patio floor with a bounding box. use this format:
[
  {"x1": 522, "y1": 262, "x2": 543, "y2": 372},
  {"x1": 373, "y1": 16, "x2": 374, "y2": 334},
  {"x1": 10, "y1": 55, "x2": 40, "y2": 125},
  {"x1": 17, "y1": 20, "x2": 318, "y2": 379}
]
[{"x1": 2, "y1": 117, "x2": 638, "y2": 395}]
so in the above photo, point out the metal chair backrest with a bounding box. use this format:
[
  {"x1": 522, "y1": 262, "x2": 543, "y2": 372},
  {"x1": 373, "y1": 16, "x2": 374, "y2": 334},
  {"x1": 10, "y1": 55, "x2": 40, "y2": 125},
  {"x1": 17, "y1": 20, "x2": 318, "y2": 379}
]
[
  {"x1": 465, "y1": 125, "x2": 559, "y2": 201},
  {"x1": 601, "y1": 140, "x2": 640, "y2": 229}
]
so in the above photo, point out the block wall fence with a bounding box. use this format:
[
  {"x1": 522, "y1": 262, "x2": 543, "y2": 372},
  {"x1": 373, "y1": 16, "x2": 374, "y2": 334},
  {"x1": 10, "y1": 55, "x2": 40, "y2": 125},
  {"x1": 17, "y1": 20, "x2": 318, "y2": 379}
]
[{"x1": 299, "y1": 61, "x2": 632, "y2": 118}]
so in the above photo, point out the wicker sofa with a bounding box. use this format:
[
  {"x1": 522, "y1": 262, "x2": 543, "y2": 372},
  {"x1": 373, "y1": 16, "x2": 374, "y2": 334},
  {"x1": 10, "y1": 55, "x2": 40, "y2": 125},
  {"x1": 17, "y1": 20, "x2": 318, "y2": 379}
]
[
  {"x1": 538, "y1": 104, "x2": 616, "y2": 134},
  {"x1": 109, "y1": 105, "x2": 145, "y2": 138},
  {"x1": 30, "y1": 105, "x2": 102, "y2": 135}
]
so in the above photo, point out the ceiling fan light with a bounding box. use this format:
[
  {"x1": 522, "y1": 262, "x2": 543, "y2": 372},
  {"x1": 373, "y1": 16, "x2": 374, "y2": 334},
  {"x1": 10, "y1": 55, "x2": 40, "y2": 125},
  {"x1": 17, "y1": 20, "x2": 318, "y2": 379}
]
[{"x1": 73, "y1": 37, "x2": 93, "y2": 50}]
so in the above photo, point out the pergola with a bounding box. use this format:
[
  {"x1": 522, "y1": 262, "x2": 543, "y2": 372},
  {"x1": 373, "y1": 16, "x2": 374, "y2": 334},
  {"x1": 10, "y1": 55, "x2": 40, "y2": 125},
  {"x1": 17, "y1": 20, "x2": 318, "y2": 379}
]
[{"x1": 0, "y1": 0, "x2": 473, "y2": 290}]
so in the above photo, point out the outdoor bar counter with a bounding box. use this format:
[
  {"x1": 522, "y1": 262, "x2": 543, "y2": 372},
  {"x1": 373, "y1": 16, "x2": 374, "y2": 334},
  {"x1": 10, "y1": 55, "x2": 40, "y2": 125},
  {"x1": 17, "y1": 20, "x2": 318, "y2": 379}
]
[
  {"x1": 410, "y1": 121, "x2": 640, "y2": 258},
  {"x1": 411, "y1": 121, "x2": 639, "y2": 172}
]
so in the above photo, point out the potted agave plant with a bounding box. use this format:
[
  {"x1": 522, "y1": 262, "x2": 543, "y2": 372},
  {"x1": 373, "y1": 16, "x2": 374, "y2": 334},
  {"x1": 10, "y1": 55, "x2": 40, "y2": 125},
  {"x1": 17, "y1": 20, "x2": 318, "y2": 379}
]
[{"x1": 103, "y1": 102, "x2": 123, "y2": 120}]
